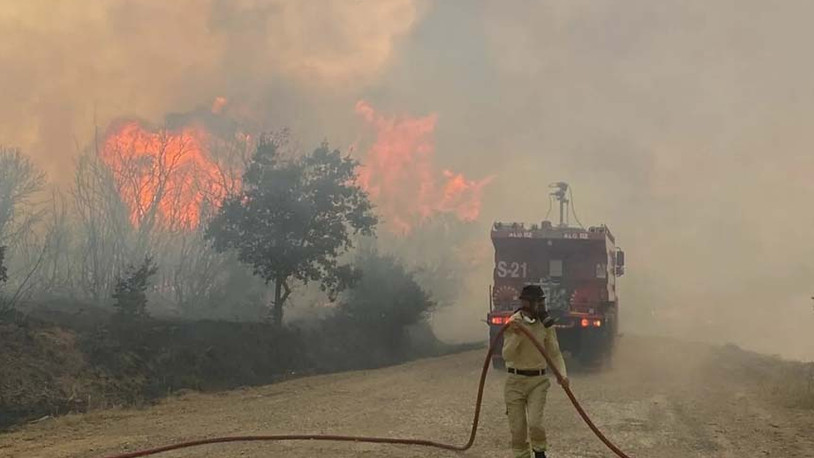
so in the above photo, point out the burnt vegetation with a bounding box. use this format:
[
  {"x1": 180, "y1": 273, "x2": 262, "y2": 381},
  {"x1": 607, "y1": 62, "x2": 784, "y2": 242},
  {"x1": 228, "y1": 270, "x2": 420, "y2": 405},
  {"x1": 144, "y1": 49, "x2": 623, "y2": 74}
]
[{"x1": 0, "y1": 139, "x2": 456, "y2": 430}]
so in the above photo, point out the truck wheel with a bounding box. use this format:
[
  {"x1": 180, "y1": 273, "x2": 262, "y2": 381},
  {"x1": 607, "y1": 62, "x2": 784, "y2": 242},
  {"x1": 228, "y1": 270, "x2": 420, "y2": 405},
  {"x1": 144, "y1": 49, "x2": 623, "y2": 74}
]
[{"x1": 577, "y1": 332, "x2": 606, "y2": 368}]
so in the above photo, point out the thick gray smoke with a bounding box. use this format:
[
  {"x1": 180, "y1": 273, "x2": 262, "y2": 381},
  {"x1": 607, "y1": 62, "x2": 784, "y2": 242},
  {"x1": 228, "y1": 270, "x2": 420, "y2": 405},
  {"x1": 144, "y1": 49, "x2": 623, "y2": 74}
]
[
  {"x1": 0, "y1": 0, "x2": 422, "y2": 174},
  {"x1": 437, "y1": 1, "x2": 814, "y2": 360},
  {"x1": 2, "y1": 1, "x2": 812, "y2": 359}
]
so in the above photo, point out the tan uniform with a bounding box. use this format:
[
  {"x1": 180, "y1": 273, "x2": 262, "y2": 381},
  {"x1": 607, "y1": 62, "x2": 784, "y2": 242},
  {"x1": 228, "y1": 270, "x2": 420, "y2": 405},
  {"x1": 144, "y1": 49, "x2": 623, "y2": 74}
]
[{"x1": 502, "y1": 311, "x2": 567, "y2": 458}]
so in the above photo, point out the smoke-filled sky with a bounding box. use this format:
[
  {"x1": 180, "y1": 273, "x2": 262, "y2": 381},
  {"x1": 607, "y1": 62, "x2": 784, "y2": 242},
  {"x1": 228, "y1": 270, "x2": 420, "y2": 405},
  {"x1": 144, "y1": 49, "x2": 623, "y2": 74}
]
[{"x1": 3, "y1": 1, "x2": 813, "y2": 359}]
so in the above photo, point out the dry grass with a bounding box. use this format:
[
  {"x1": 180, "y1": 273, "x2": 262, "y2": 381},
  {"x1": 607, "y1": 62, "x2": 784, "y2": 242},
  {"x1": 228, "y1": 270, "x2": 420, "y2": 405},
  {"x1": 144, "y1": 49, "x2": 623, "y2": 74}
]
[
  {"x1": 763, "y1": 362, "x2": 814, "y2": 409},
  {"x1": 714, "y1": 343, "x2": 814, "y2": 410}
]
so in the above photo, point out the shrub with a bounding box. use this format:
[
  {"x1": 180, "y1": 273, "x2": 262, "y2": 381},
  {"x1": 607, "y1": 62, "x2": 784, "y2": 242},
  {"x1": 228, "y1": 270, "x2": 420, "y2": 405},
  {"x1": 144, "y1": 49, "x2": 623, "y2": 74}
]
[
  {"x1": 112, "y1": 257, "x2": 158, "y2": 320},
  {"x1": 334, "y1": 251, "x2": 435, "y2": 361},
  {"x1": 0, "y1": 246, "x2": 7, "y2": 285}
]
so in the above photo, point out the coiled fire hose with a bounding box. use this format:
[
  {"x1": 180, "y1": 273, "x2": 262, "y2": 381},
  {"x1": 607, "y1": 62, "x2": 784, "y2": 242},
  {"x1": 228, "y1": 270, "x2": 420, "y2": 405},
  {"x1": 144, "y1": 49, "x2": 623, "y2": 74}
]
[{"x1": 105, "y1": 322, "x2": 631, "y2": 458}]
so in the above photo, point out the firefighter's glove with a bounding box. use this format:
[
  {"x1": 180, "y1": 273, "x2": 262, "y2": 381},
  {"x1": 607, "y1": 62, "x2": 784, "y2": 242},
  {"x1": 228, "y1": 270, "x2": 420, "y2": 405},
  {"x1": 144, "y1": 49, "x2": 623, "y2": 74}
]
[{"x1": 506, "y1": 316, "x2": 523, "y2": 334}]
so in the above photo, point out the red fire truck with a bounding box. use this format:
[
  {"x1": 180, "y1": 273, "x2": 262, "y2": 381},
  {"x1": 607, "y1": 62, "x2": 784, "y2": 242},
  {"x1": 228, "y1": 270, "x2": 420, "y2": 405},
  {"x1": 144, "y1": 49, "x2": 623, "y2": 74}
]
[{"x1": 487, "y1": 183, "x2": 625, "y2": 367}]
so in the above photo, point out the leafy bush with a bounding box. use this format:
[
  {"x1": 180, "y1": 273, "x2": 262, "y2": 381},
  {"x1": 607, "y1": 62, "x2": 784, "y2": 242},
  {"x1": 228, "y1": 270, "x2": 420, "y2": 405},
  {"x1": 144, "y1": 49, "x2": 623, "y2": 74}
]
[{"x1": 333, "y1": 251, "x2": 435, "y2": 361}]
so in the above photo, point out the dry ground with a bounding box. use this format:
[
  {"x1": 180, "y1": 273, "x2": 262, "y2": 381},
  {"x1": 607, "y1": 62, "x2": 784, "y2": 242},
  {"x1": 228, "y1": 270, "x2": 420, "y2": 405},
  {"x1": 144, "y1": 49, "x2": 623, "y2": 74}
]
[{"x1": 1, "y1": 335, "x2": 813, "y2": 458}]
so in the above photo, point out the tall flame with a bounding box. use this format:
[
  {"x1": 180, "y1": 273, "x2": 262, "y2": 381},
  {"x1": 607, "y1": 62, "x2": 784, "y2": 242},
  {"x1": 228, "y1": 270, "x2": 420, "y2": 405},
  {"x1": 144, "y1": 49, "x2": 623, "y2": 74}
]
[
  {"x1": 100, "y1": 121, "x2": 228, "y2": 230},
  {"x1": 355, "y1": 100, "x2": 493, "y2": 233},
  {"x1": 100, "y1": 100, "x2": 491, "y2": 233},
  {"x1": 211, "y1": 96, "x2": 228, "y2": 114}
]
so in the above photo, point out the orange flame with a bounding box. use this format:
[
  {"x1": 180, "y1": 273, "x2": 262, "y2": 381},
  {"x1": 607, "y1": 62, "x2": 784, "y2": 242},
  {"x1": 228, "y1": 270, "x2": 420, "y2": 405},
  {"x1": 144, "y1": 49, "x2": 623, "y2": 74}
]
[
  {"x1": 355, "y1": 100, "x2": 492, "y2": 233},
  {"x1": 101, "y1": 120, "x2": 228, "y2": 230},
  {"x1": 211, "y1": 96, "x2": 228, "y2": 114}
]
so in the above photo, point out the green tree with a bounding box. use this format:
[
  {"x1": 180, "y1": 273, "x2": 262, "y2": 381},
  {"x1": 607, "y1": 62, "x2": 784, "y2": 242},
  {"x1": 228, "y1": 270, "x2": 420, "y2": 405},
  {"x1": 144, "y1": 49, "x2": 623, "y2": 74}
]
[
  {"x1": 206, "y1": 135, "x2": 377, "y2": 325},
  {"x1": 112, "y1": 256, "x2": 158, "y2": 319}
]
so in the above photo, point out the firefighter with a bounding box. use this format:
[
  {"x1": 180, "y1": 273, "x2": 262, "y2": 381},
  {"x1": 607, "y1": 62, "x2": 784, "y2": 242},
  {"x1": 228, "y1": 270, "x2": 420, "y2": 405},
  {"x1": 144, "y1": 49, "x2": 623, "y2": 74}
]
[{"x1": 503, "y1": 284, "x2": 569, "y2": 458}]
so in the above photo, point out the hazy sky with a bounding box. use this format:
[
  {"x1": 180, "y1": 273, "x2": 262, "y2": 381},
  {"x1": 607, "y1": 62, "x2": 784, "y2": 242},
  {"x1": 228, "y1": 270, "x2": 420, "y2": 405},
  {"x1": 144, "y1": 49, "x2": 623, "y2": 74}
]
[{"x1": 2, "y1": 1, "x2": 813, "y2": 359}]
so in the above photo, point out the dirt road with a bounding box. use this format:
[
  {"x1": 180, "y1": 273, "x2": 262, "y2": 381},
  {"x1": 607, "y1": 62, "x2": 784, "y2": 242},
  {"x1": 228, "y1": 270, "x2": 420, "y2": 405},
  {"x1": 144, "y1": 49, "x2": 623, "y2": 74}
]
[{"x1": 1, "y1": 335, "x2": 812, "y2": 458}]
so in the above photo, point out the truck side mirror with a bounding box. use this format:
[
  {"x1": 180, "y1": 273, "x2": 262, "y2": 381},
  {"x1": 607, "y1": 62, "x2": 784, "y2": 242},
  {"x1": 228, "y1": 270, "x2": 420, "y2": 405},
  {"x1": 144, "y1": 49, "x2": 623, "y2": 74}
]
[{"x1": 615, "y1": 250, "x2": 625, "y2": 276}]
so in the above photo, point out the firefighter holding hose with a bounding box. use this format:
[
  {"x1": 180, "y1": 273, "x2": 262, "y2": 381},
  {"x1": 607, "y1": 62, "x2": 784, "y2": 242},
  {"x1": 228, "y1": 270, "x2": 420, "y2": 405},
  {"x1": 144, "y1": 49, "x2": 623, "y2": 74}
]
[{"x1": 503, "y1": 284, "x2": 569, "y2": 458}]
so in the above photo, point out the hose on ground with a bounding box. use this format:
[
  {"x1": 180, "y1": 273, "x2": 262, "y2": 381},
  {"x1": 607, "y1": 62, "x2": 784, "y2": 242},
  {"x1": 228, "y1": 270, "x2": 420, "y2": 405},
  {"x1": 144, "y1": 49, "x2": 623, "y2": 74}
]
[{"x1": 104, "y1": 322, "x2": 631, "y2": 458}]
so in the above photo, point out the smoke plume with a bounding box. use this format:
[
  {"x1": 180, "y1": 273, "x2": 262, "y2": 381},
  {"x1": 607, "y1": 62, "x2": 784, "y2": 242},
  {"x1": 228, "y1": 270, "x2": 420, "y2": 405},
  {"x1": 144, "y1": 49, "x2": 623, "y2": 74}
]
[{"x1": 0, "y1": 0, "x2": 423, "y2": 174}]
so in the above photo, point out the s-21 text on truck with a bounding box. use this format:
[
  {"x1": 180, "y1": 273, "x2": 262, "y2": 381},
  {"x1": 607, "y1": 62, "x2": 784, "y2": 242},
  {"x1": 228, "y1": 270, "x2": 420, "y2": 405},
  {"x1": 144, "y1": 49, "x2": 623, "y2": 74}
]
[{"x1": 487, "y1": 182, "x2": 625, "y2": 367}]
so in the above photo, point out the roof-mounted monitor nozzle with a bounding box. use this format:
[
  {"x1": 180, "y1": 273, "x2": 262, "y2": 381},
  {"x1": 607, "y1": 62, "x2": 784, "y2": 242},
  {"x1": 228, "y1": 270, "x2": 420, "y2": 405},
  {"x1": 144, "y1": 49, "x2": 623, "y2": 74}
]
[{"x1": 548, "y1": 182, "x2": 570, "y2": 228}]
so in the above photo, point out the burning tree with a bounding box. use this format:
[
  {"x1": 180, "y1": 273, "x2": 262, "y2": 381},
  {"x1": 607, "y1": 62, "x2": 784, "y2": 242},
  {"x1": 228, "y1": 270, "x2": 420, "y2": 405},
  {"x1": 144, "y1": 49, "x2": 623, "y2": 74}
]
[
  {"x1": 100, "y1": 121, "x2": 231, "y2": 236},
  {"x1": 69, "y1": 120, "x2": 255, "y2": 313},
  {"x1": 206, "y1": 135, "x2": 377, "y2": 325}
]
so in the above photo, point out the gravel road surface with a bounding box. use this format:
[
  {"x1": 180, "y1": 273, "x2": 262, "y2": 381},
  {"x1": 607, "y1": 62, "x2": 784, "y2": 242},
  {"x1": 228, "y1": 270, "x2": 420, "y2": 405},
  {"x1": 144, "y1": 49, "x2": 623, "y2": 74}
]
[{"x1": 2, "y1": 335, "x2": 813, "y2": 457}]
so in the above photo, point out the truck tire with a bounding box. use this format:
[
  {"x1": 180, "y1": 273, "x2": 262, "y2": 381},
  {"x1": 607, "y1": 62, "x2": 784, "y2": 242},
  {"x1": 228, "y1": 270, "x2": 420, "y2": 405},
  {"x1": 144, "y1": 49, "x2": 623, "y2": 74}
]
[{"x1": 577, "y1": 330, "x2": 606, "y2": 368}]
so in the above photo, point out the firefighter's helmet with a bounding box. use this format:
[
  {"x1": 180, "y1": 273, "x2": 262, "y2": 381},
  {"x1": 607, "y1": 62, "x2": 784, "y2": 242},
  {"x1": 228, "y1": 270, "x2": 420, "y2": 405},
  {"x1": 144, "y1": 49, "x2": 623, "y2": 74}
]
[{"x1": 518, "y1": 284, "x2": 545, "y2": 301}]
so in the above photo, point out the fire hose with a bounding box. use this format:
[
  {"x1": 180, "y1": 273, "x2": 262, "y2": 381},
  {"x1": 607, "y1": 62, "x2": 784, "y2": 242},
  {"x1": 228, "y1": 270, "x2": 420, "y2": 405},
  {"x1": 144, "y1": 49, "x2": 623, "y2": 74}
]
[{"x1": 105, "y1": 322, "x2": 631, "y2": 458}]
